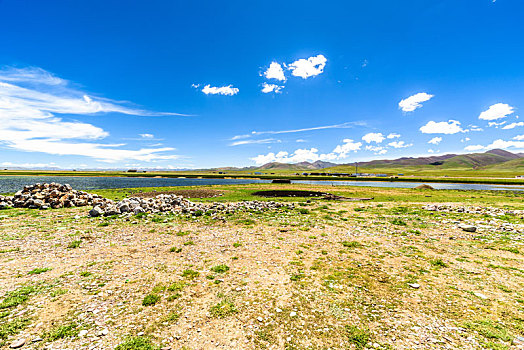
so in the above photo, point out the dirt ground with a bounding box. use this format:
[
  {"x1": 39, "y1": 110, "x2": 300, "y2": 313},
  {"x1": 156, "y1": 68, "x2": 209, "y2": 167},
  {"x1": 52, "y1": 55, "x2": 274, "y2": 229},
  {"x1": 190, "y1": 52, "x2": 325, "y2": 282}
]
[{"x1": 1, "y1": 197, "x2": 524, "y2": 349}]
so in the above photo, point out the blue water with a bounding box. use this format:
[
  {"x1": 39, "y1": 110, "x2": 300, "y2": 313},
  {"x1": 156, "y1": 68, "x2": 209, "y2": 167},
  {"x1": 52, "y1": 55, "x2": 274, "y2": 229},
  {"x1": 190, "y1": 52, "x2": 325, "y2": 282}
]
[{"x1": 0, "y1": 176, "x2": 522, "y2": 193}]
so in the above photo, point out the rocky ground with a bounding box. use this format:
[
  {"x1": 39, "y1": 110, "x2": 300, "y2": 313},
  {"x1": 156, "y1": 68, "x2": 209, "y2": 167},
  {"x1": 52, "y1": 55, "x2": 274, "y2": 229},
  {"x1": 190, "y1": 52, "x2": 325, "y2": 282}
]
[{"x1": 1, "y1": 186, "x2": 524, "y2": 349}]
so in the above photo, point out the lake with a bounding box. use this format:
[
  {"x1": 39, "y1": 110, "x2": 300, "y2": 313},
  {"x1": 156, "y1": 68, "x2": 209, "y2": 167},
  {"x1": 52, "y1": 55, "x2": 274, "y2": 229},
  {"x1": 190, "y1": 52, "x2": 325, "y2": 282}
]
[{"x1": 0, "y1": 176, "x2": 523, "y2": 193}]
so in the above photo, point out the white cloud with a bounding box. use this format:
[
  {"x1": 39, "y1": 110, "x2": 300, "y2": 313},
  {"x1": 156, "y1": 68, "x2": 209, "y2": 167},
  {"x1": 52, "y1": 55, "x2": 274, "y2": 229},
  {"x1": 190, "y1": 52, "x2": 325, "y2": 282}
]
[
  {"x1": 333, "y1": 139, "x2": 362, "y2": 158},
  {"x1": 140, "y1": 133, "x2": 154, "y2": 139},
  {"x1": 514, "y1": 135, "x2": 524, "y2": 141},
  {"x1": 0, "y1": 66, "x2": 182, "y2": 162},
  {"x1": 465, "y1": 145, "x2": 486, "y2": 152},
  {"x1": 461, "y1": 137, "x2": 471, "y2": 143},
  {"x1": 398, "y1": 92, "x2": 434, "y2": 112},
  {"x1": 365, "y1": 145, "x2": 384, "y2": 152},
  {"x1": 420, "y1": 120, "x2": 463, "y2": 134},
  {"x1": 201, "y1": 84, "x2": 239, "y2": 96},
  {"x1": 296, "y1": 139, "x2": 307, "y2": 143},
  {"x1": 387, "y1": 133, "x2": 401, "y2": 139},
  {"x1": 362, "y1": 132, "x2": 385, "y2": 143},
  {"x1": 502, "y1": 122, "x2": 524, "y2": 130},
  {"x1": 388, "y1": 141, "x2": 413, "y2": 148},
  {"x1": 465, "y1": 139, "x2": 524, "y2": 152},
  {"x1": 230, "y1": 138, "x2": 280, "y2": 146},
  {"x1": 479, "y1": 103, "x2": 514, "y2": 120},
  {"x1": 1, "y1": 161, "x2": 60, "y2": 169},
  {"x1": 261, "y1": 83, "x2": 284, "y2": 94},
  {"x1": 488, "y1": 121, "x2": 506, "y2": 128},
  {"x1": 263, "y1": 62, "x2": 286, "y2": 81},
  {"x1": 251, "y1": 138, "x2": 362, "y2": 165},
  {"x1": 428, "y1": 137, "x2": 442, "y2": 145},
  {"x1": 288, "y1": 54, "x2": 327, "y2": 79}
]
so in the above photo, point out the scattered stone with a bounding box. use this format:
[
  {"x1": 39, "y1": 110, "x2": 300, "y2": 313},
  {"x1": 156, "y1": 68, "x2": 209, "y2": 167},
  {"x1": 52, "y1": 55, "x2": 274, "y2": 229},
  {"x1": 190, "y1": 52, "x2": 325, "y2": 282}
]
[
  {"x1": 10, "y1": 338, "x2": 26, "y2": 348},
  {"x1": 79, "y1": 330, "x2": 88, "y2": 337},
  {"x1": 408, "y1": 283, "x2": 420, "y2": 289},
  {"x1": 474, "y1": 292, "x2": 488, "y2": 299},
  {"x1": 415, "y1": 184, "x2": 434, "y2": 190},
  {"x1": 459, "y1": 224, "x2": 477, "y2": 233}
]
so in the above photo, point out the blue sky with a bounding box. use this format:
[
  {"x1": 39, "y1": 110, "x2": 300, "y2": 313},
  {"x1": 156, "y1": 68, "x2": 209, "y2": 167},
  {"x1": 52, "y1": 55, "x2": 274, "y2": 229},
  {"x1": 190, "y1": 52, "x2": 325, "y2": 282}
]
[{"x1": 1, "y1": 0, "x2": 524, "y2": 169}]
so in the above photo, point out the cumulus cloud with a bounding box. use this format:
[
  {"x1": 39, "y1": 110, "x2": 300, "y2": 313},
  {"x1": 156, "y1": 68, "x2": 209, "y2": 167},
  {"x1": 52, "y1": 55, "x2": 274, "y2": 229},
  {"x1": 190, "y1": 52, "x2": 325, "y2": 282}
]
[
  {"x1": 261, "y1": 83, "x2": 284, "y2": 94},
  {"x1": 362, "y1": 132, "x2": 385, "y2": 143},
  {"x1": 201, "y1": 84, "x2": 239, "y2": 96},
  {"x1": 502, "y1": 122, "x2": 524, "y2": 130},
  {"x1": 420, "y1": 120, "x2": 463, "y2": 134},
  {"x1": 0, "y1": 66, "x2": 182, "y2": 162},
  {"x1": 263, "y1": 62, "x2": 286, "y2": 81},
  {"x1": 479, "y1": 103, "x2": 514, "y2": 120},
  {"x1": 288, "y1": 54, "x2": 327, "y2": 79},
  {"x1": 388, "y1": 141, "x2": 413, "y2": 148},
  {"x1": 398, "y1": 92, "x2": 434, "y2": 112},
  {"x1": 428, "y1": 137, "x2": 442, "y2": 145},
  {"x1": 465, "y1": 145, "x2": 486, "y2": 152},
  {"x1": 387, "y1": 133, "x2": 401, "y2": 139},
  {"x1": 514, "y1": 135, "x2": 524, "y2": 141},
  {"x1": 140, "y1": 134, "x2": 154, "y2": 139},
  {"x1": 250, "y1": 139, "x2": 362, "y2": 165},
  {"x1": 465, "y1": 139, "x2": 524, "y2": 152}
]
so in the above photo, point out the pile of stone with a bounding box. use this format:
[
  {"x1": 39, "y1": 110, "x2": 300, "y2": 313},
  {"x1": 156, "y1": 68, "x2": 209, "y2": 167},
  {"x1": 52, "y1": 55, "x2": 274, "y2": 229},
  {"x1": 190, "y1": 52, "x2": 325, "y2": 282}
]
[
  {"x1": 89, "y1": 194, "x2": 293, "y2": 217},
  {"x1": 423, "y1": 204, "x2": 524, "y2": 217},
  {"x1": 0, "y1": 183, "x2": 108, "y2": 210}
]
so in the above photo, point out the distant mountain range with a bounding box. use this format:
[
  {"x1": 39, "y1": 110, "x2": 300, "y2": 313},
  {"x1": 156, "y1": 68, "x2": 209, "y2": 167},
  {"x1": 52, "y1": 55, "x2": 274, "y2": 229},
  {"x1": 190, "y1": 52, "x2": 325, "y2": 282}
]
[{"x1": 251, "y1": 149, "x2": 524, "y2": 172}]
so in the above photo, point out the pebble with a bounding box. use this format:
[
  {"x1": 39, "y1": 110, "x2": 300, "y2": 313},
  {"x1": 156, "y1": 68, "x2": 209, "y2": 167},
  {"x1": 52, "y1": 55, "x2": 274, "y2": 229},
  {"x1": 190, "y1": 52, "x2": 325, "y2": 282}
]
[
  {"x1": 290, "y1": 311, "x2": 297, "y2": 317},
  {"x1": 474, "y1": 292, "x2": 488, "y2": 299},
  {"x1": 10, "y1": 339, "x2": 26, "y2": 349},
  {"x1": 408, "y1": 283, "x2": 420, "y2": 289}
]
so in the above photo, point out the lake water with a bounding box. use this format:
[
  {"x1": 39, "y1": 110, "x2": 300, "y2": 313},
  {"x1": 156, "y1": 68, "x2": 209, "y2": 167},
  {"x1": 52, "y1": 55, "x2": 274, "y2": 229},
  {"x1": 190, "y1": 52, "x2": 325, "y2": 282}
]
[{"x1": 0, "y1": 176, "x2": 522, "y2": 193}]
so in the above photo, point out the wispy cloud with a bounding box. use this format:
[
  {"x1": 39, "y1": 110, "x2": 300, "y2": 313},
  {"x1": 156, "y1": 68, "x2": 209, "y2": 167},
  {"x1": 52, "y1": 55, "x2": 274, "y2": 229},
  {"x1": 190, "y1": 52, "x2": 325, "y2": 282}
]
[
  {"x1": 398, "y1": 92, "x2": 434, "y2": 112},
  {"x1": 230, "y1": 138, "x2": 281, "y2": 146},
  {"x1": 502, "y1": 122, "x2": 524, "y2": 130},
  {"x1": 0, "y1": 66, "x2": 183, "y2": 162},
  {"x1": 232, "y1": 121, "x2": 364, "y2": 140}
]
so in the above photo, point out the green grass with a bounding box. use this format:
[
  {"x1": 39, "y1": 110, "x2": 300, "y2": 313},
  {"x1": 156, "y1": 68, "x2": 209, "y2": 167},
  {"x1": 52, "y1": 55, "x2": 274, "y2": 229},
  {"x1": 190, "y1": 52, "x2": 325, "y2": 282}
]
[
  {"x1": 464, "y1": 320, "x2": 512, "y2": 341},
  {"x1": 341, "y1": 241, "x2": 363, "y2": 248},
  {"x1": 0, "y1": 286, "x2": 36, "y2": 309},
  {"x1": 0, "y1": 318, "x2": 30, "y2": 345},
  {"x1": 114, "y1": 336, "x2": 159, "y2": 350},
  {"x1": 45, "y1": 323, "x2": 79, "y2": 341},
  {"x1": 28, "y1": 267, "x2": 51, "y2": 275}
]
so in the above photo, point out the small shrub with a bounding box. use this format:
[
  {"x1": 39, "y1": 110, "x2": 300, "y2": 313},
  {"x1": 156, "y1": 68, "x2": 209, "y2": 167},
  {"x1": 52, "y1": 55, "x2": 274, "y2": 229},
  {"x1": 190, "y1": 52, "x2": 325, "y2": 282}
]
[
  {"x1": 176, "y1": 231, "x2": 189, "y2": 236},
  {"x1": 298, "y1": 208, "x2": 309, "y2": 214},
  {"x1": 345, "y1": 325, "x2": 370, "y2": 349},
  {"x1": 170, "y1": 247, "x2": 182, "y2": 253},
  {"x1": 290, "y1": 273, "x2": 305, "y2": 281},
  {"x1": 79, "y1": 271, "x2": 92, "y2": 277},
  {"x1": 68, "y1": 240, "x2": 82, "y2": 249},
  {"x1": 391, "y1": 218, "x2": 407, "y2": 226},
  {"x1": 183, "y1": 241, "x2": 194, "y2": 246},
  {"x1": 341, "y1": 241, "x2": 363, "y2": 248},
  {"x1": 233, "y1": 242, "x2": 242, "y2": 248},
  {"x1": 210, "y1": 299, "x2": 237, "y2": 318},
  {"x1": 167, "y1": 282, "x2": 185, "y2": 292},
  {"x1": 182, "y1": 269, "x2": 199, "y2": 279},
  {"x1": 430, "y1": 258, "x2": 448, "y2": 268},
  {"x1": 211, "y1": 264, "x2": 230, "y2": 273},
  {"x1": 142, "y1": 294, "x2": 160, "y2": 306}
]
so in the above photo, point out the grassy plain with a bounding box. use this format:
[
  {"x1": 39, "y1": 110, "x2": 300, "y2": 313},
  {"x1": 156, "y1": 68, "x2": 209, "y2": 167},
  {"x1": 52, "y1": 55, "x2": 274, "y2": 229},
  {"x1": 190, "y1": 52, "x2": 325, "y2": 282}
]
[{"x1": 0, "y1": 184, "x2": 523, "y2": 349}]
